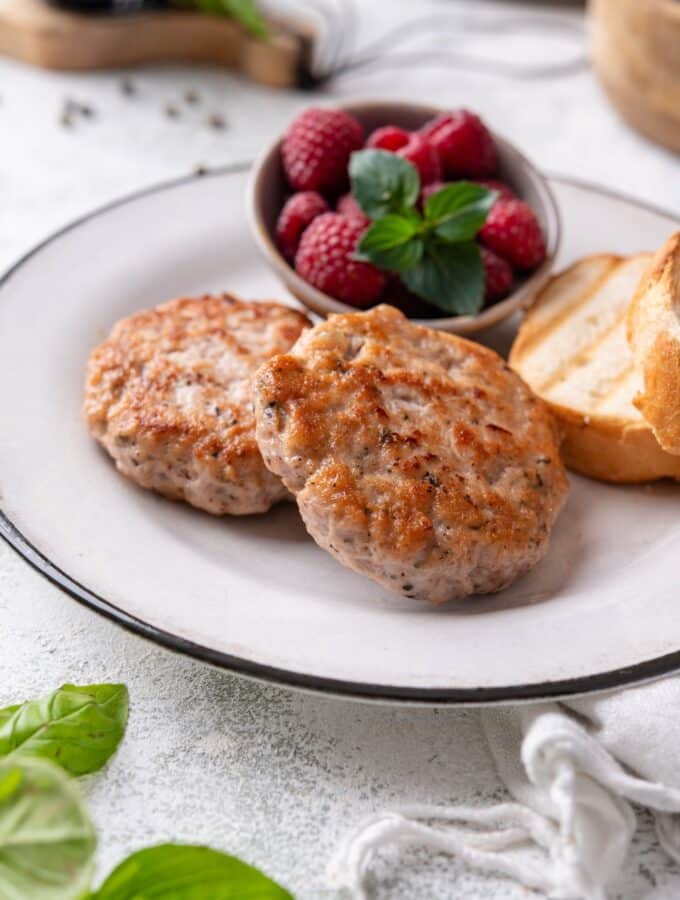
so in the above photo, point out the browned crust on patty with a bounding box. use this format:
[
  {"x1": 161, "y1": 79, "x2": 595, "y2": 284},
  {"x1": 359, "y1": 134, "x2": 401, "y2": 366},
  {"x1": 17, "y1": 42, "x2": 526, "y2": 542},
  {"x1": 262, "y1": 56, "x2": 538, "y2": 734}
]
[
  {"x1": 254, "y1": 304, "x2": 568, "y2": 603},
  {"x1": 85, "y1": 294, "x2": 310, "y2": 515}
]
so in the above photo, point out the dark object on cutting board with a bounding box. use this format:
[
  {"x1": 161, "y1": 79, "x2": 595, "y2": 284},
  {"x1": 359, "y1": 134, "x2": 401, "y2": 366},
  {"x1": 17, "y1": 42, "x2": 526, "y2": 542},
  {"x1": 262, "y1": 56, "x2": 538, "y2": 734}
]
[{"x1": 0, "y1": 0, "x2": 314, "y2": 88}]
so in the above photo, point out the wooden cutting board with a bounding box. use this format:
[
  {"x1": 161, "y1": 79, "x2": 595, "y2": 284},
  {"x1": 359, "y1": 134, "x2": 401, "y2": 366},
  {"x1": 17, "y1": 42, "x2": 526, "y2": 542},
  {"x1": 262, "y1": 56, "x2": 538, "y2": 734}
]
[{"x1": 0, "y1": 0, "x2": 313, "y2": 88}]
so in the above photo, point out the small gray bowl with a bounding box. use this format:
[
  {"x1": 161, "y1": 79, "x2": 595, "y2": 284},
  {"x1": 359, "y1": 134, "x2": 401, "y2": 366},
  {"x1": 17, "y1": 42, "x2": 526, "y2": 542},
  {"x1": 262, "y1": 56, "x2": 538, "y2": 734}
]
[{"x1": 247, "y1": 100, "x2": 560, "y2": 334}]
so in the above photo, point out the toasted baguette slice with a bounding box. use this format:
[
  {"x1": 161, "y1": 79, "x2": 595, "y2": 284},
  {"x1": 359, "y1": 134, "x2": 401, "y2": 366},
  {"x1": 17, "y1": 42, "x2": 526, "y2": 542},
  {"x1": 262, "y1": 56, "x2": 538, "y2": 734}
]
[
  {"x1": 510, "y1": 253, "x2": 680, "y2": 483},
  {"x1": 627, "y1": 231, "x2": 680, "y2": 455}
]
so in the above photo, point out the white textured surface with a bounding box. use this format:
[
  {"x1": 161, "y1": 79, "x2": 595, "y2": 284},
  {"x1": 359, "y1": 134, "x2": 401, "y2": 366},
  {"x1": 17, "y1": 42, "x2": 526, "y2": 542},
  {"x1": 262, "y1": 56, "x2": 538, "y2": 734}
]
[{"x1": 1, "y1": 1, "x2": 679, "y2": 897}]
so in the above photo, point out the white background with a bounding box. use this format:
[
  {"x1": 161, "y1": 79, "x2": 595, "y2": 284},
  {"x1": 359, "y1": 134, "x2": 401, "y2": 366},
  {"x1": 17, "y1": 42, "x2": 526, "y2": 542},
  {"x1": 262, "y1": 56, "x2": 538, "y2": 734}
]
[{"x1": 2, "y1": 1, "x2": 679, "y2": 897}]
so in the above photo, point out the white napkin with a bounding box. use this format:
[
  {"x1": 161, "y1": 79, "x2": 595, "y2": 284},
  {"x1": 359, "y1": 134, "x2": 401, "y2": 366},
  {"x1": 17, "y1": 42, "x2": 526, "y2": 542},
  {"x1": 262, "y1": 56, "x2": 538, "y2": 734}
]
[{"x1": 329, "y1": 676, "x2": 680, "y2": 899}]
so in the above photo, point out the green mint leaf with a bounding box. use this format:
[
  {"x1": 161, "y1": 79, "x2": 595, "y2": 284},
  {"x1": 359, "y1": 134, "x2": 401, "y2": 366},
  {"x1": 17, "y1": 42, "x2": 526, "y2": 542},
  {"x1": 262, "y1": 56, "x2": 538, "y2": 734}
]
[
  {"x1": 171, "y1": 0, "x2": 269, "y2": 39},
  {"x1": 91, "y1": 845, "x2": 293, "y2": 899},
  {"x1": 425, "y1": 182, "x2": 496, "y2": 243},
  {"x1": 356, "y1": 215, "x2": 424, "y2": 272},
  {"x1": 0, "y1": 683, "x2": 128, "y2": 776},
  {"x1": 402, "y1": 241, "x2": 485, "y2": 315},
  {"x1": 349, "y1": 149, "x2": 420, "y2": 219},
  {"x1": 0, "y1": 757, "x2": 96, "y2": 899},
  {"x1": 399, "y1": 207, "x2": 424, "y2": 230}
]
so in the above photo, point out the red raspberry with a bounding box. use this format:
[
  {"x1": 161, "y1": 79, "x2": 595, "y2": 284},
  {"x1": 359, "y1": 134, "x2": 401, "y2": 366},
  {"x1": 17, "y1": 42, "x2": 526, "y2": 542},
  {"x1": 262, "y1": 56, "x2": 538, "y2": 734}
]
[
  {"x1": 282, "y1": 107, "x2": 364, "y2": 193},
  {"x1": 276, "y1": 191, "x2": 329, "y2": 262},
  {"x1": 422, "y1": 110, "x2": 498, "y2": 178},
  {"x1": 479, "y1": 199, "x2": 546, "y2": 270},
  {"x1": 336, "y1": 192, "x2": 370, "y2": 225},
  {"x1": 481, "y1": 247, "x2": 513, "y2": 302},
  {"x1": 366, "y1": 125, "x2": 410, "y2": 152},
  {"x1": 295, "y1": 213, "x2": 385, "y2": 307},
  {"x1": 397, "y1": 134, "x2": 442, "y2": 185}
]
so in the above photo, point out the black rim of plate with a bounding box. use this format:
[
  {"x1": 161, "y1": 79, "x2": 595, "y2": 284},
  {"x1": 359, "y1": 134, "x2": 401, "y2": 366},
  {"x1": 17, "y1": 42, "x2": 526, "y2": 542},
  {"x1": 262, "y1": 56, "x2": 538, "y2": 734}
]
[{"x1": 1, "y1": 162, "x2": 679, "y2": 705}]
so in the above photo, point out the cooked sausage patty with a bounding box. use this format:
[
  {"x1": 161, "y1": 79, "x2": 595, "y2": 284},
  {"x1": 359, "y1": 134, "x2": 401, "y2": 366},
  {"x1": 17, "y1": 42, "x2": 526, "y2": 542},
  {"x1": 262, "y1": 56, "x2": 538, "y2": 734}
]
[
  {"x1": 85, "y1": 294, "x2": 310, "y2": 515},
  {"x1": 254, "y1": 305, "x2": 568, "y2": 603}
]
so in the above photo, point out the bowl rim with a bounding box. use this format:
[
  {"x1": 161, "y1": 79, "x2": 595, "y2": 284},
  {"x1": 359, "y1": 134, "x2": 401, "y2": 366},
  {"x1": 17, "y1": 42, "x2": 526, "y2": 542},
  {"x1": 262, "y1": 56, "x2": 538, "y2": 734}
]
[{"x1": 247, "y1": 98, "x2": 561, "y2": 333}]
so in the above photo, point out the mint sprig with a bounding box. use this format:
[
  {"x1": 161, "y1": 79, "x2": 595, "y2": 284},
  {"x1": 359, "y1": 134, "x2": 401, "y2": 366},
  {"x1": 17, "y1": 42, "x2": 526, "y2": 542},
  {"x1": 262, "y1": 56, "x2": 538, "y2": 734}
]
[
  {"x1": 425, "y1": 182, "x2": 495, "y2": 242},
  {"x1": 350, "y1": 149, "x2": 497, "y2": 315},
  {"x1": 357, "y1": 214, "x2": 423, "y2": 273},
  {"x1": 349, "y1": 150, "x2": 420, "y2": 219},
  {"x1": 403, "y1": 242, "x2": 484, "y2": 316}
]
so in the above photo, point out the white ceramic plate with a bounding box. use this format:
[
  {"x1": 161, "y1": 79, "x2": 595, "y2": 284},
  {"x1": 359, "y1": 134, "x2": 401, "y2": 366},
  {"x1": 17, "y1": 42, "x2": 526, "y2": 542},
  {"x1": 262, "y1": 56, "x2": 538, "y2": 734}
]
[{"x1": 1, "y1": 165, "x2": 678, "y2": 704}]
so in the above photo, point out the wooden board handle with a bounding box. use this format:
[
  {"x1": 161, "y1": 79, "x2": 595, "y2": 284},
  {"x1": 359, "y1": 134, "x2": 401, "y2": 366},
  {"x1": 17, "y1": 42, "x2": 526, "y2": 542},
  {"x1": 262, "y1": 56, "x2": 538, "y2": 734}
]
[{"x1": 0, "y1": 0, "x2": 314, "y2": 89}]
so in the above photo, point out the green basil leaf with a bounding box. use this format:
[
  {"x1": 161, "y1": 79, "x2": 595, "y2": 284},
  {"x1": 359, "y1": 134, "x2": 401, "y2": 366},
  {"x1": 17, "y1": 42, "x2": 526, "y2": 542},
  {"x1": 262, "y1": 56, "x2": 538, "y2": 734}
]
[
  {"x1": 0, "y1": 707, "x2": 19, "y2": 731},
  {"x1": 221, "y1": 0, "x2": 269, "y2": 38},
  {"x1": 424, "y1": 182, "x2": 496, "y2": 243},
  {"x1": 91, "y1": 844, "x2": 293, "y2": 899},
  {"x1": 356, "y1": 215, "x2": 423, "y2": 272},
  {"x1": 349, "y1": 149, "x2": 420, "y2": 219},
  {"x1": 0, "y1": 757, "x2": 96, "y2": 899},
  {"x1": 0, "y1": 683, "x2": 128, "y2": 776},
  {"x1": 402, "y1": 240, "x2": 484, "y2": 315},
  {"x1": 171, "y1": 0, "x2": 269, "y2": 38}
]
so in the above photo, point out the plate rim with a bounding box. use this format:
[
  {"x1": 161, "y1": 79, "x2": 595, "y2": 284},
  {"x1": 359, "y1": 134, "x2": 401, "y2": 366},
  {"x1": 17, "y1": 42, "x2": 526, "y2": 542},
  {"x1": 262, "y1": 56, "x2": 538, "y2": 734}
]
[{"x1": 1, "y1": 162, "x2": 679, "y2": 706}]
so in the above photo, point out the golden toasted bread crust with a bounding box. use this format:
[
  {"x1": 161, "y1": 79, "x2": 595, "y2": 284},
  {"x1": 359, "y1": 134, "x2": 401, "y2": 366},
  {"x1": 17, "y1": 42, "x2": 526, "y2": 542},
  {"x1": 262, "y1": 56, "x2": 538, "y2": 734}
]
[
  {"x1": 255, "y1": 305, "x2": 568, "y2": 604},
  {"x1": 627, "y1": 231, "x2": 680, "y2": 455},
  {"x1": 511, "y1": 253, "x2": 680, "y2": 484},
  {"x1": 547, "y1": 403, "x2": 680, "y2": 483},
  {"x1": 85, "y1": 294, "x2": 310, "y2": 515}
]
